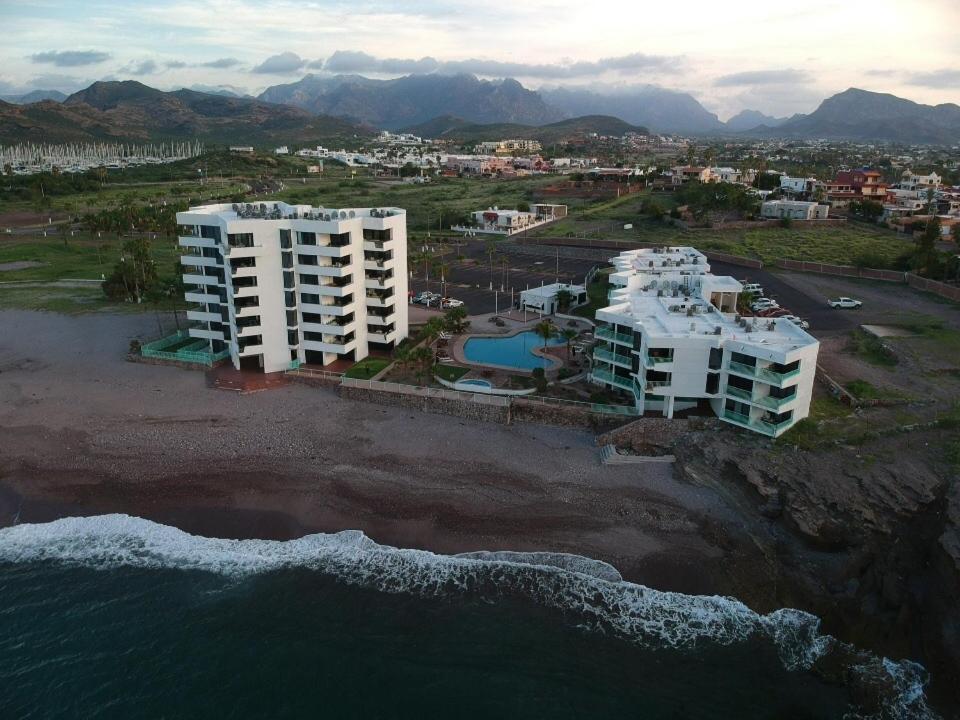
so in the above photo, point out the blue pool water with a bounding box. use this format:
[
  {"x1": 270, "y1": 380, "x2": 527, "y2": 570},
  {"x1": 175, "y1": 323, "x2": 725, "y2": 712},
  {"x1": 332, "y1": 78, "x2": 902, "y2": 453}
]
[
  {"x1": 457, "y1": 379, "x2": 493, "y2": 389},
  {"x1": 463, "y1": 331, "x2": 566, "y2": 370}
]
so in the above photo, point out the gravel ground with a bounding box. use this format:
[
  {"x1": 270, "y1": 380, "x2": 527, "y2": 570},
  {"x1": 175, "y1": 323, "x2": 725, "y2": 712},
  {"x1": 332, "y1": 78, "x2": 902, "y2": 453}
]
[{"x1": 0, "y1": 309, "x2": 754, "y2": 595}]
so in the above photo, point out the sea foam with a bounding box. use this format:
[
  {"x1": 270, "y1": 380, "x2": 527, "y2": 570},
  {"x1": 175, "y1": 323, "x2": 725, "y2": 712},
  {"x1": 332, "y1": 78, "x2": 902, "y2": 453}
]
[{"x1": 0, "y1": 514, "x2": 937, "y2": 719}]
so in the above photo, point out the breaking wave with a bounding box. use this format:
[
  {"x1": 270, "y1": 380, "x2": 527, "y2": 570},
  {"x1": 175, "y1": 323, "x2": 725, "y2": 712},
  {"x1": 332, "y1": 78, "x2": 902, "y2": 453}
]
[{"x1": 0, "y1": 515, "x2": 937, "y2": 719}]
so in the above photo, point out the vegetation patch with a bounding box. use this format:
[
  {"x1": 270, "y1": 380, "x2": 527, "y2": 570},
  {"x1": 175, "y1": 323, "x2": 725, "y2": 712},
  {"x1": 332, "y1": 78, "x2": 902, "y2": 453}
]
[
  {"x1": 844, "y1": 379, "x2": 906, "y2": 402},
  {"x1": 847, "y1": 329, "x2": 899, "y2": 367},
  {"x1": 434, "y1": 364, "x2": 469, "y2": 382},
  {"x1": 344, "y1": 357, "x2": 391, "y2": 379}
]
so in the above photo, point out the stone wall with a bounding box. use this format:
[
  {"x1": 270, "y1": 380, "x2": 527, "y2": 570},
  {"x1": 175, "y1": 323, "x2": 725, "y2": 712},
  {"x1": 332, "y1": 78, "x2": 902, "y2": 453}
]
[
  {"x1": 597, "y1": 416, "x2": 717, "y2": 451},
  {"x1": 510, "y1": 399, "x2": 635, "y2": 432},
  {"x1": 126, "y1": 353, "x2": 228, "y2": 372},
  {"x1": 340, "y1": 386, "x2": 511, "y2": 424}
]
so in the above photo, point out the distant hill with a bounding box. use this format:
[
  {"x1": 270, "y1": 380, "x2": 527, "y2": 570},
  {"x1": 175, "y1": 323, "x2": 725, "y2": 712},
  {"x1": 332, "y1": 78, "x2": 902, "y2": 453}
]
[
  {"x1": 0, "y1": 80, "x2": 369, "y2": 145},
  {"x1": 259, "y1": 73, "x2": 563, "y2": 129},
  {"x1": 540, "y1": 85, "x2": 724, "y2": 135},
  {"x1": 0, "y1": 89, "x2": 67, "y2": 105},
  {"x1": 751, "y1": 88, "x2": 960, "y2": 144},
  {"x1": 403, "y1": 114, "x2": 648, "y2": 144},
  {"x1": 724, "y1": 109, "x2": 788, "y2": 132}
]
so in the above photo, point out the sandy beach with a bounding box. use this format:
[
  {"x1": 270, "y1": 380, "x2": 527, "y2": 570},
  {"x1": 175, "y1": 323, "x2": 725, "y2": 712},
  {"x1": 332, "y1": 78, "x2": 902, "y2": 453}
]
[{"x1": 0, "y1": 309, "x2": 760, "y2": 598}]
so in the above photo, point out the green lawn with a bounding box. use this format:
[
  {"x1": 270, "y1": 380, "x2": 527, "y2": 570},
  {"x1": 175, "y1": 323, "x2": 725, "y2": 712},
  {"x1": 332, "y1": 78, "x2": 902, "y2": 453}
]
[
  {"x1": 344, "y1": 357, "x2": 391, "y2": 379},
  {"x1": 573, "y1": 268, "x2": 612, "y2": 320},
  {"x1": 844, "y1": 379, "x2": 906, "y2": 401},
  {"x1": 433, "y1": 364, "x2": 469, "y2": 382},
  {"x1": 846, "y1": 330, "x2": 899, "y2": 367}
]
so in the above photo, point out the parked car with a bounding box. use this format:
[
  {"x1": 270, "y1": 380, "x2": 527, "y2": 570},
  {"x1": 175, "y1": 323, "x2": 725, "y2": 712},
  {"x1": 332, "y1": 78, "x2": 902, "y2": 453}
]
[
  {"x1": 761, "y1": 308, "x2": 789, "y2": 318},
  {"x1": 780, "y1": 315, "x2": 810, "y2": 329},
  {"x1": 742, "y1": 283, "x2": 763, "y2": 295},
  {"x1": 441, "y1": 297, "x2": 464, "y2": 308},
  {"x1": 751, "y1": 299, "x2": 779, "y2": 311},
  {"x1": 829, "y1": 297, "x2": 862, "y2": 309},
  {"x1": 412, "y1": 291, "x2": 440, "y2": 305}
]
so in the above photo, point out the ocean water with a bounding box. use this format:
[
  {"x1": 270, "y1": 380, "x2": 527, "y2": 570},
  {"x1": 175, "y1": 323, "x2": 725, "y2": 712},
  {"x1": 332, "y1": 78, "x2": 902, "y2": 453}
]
[{"x1": 0, "y1": 515, "x2": 936, "y2": 719}]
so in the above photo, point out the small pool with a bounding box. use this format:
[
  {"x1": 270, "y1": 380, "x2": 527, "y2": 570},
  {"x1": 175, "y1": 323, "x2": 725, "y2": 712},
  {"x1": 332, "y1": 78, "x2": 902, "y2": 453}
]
[
  {"x1": 463, "y1": 331, "x2": 566, "y2": 371},
  {"x1": 456, "y1": 378, "x2": 493, "y2": 389}
]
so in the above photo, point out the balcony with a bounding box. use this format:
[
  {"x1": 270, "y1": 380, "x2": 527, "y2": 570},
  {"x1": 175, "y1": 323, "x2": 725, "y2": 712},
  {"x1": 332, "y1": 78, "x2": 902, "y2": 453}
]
[
  {"x1": 365, "y1": 275, "x2": 396, "y2": 290},
  {"x1": 594, "y1": 348, "x2": 632, "y2": 368},
  {"x1": 595, "y1": 326, "x2": 632, "y2": 346},
  {"x1": 235, "y1": 304, "x2": 259, "y2": 318},
  {"x1": 645, "y1": 379, "x2": 671, "y2": 392},
  {"x1": 721, "y1": 409, "x2": 794, "y2": 437},
  {"x1": 365, "y1": 294, "x2": 394, "y2": 308},
  {"x1": 232, "y1": 284, "x2": 258, "y2": 298},
  {"x1": 236, "y1": 324, "x2": 262, "y2": 338},
  {"x1": 180, "y1": 254, "x2": 219, "y2": 268},
  {"x1": 183, "y1": 273, "x2": 220, "y2": 287},
  {"x1": 367, "y1": 312, "x2": 396, "y2": 326},
  {"x1": 179, "y1": 235, "x2": 218, "y2": 249},
  {"x1": 238, "y1": 343, "x2": 264, "y2": 357},
  {"x1": 363, "y1": 239, "x2": 395, "y2": 252},
  {"x1": 591, "y1": 367, "x2": 635, "y2": 392},
  {"x1": 364, "y1": 258, "x2": 396, "y2": 272},
  {"x1": 184, "y1": 290, "x2": 220, "y2": 304},
  {"x1": 302, "y1": 301, "x2": 355, "y2": 317},
  {"x1": 368, "y1": 329, "x2": 399, "y2": 344},
  {"x1": 188, "y1": 326, "x2": 225, "y2": 342},
  {"x1": 315, "y1": 264, "x2": 352, "y2": 278},
  {"x1": 296, "y1": 243, "x2": 351, "y2": 258},
  {"x1": 644, "y1": 353, "x2": 673, "y2": 369},
  {"x1": 186, "y1": 309, "x2": 220, "y2": 323},
  {"x1": 231, "y1": 265, "x2": 258, "y2": 279},
  {"x1": 302, "y1": 338, "x2": 357, "y2": 354},
  {"x1": 727, "y1": 361, "x2": 801, "y2": 388},
  {"x1": 725, "y1": 385, "x2": 798, "y2": 411},
  {"x1": 302, "y1": 321, "x2": 351, "y2": 335}
]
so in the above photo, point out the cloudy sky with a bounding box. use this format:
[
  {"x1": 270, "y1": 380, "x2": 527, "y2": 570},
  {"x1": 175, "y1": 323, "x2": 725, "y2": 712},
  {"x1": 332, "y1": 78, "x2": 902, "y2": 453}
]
[{"x1": 1, "y1": 0, "x2": 958, "y2": 119}]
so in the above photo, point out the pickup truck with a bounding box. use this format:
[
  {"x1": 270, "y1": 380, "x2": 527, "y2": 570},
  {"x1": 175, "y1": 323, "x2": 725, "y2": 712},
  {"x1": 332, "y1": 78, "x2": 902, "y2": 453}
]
[{"x1": 829, "y1": 297, "x2": 862, "y2": 309}]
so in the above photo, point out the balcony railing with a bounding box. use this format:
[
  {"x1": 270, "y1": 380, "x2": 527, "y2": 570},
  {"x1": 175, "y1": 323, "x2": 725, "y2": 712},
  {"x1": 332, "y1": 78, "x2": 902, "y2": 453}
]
[
  {"x1": 645, "y1": 380, "x2": 671, "y2": 392},
  {"x1": 727, "y1": 360, "x2": 801, "y2": 386},
  {"x1": 721, "y1": 409, "x2": 794, "y2": 437},
  {"x1": 725, "y1": 385, "x2": 797, "y2": 410},
  {"x1": 595, "y1": 326, "x2": 632, "y2": 346},
  {"x1": 594, "y1": 348, "x2": 632, "y2": 367},
  {"x1": 591, "y1": 367, "x2": 635, "y2": 392}
]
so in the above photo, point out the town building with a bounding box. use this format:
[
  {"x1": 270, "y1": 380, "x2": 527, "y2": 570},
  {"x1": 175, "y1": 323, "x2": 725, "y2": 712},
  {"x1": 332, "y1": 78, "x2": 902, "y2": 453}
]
[
  {"x1": 476, "y1": 139, "x2": 543, "y2": 155},
  {"x1": 900, "y1": 170, "x2": 941, "y2": 192},
  {"x1": 779, "y1": 176, "x2": 817, "y2": 195},
  {"x1": 760, "y1": 200, "x2": 829, "y2": 220},
  {"x1": 453, "y1": 204, "x2": 567, "y2": 236},
  {"x1": 590, "y1": 247, "x2": 819, "y2": 437},
  {"x1": 177, "y1": 201, "x2": 408, "y2": 374},
  {"x1": 518, "y1": 282, "x2": 588, "y2": 315},
  {"x1": 671, "y1": 166, "x2": 712, "y2": 185},
  {"x1": 826, "y1": 169, "x2": 887, "y2": 207}
]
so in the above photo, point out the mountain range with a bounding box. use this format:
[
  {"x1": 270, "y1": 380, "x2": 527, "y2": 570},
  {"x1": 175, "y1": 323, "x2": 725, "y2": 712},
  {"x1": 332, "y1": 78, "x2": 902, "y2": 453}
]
[
  {"x1": 752, "y1": 88, "x2": 960, "y2": 145},
  {"x1": 2, "y1": 76, "x2": 957, "y2": 145},
  {"x1": 400, "y1": 114, "x2": 648, "y2": 144},
  {"x1": 0, "y1": 81, "x2": 362, "y2": 145},
  {"x1": 259, "y1": 73, "x2": 560, "y2": 129}
]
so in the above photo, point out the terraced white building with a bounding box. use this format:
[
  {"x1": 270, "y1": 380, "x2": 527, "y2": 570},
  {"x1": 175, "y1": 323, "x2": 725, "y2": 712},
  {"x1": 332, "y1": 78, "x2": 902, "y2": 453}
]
[
  {"x1": 177, "y1": 201, "x2": 408, "y2": 373},
  {"x1": 590, "y1": 247, "x2": 819, "y2": 437}
]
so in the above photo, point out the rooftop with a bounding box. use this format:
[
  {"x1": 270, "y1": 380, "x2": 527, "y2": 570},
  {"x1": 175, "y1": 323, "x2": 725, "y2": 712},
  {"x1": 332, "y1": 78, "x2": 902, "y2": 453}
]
[{"x1": 180, "y1": 201, "x2": 404, "y2": 222}]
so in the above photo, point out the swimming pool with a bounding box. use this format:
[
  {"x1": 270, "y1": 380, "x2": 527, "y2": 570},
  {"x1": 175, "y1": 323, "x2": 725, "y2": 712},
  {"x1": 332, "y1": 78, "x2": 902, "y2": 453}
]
[
  {"x1": 463, "y1": 331, "x2": 565, "y2": 370},
  {"x1": 456, "y1": 378, "x2": 493, "y2": 389}
]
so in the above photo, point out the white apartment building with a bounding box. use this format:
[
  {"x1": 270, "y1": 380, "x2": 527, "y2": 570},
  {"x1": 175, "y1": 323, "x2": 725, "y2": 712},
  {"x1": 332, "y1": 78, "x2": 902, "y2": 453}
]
[
  {"x1": 455, "y1": 204, "x2": 567, "y2": 236},
  {"x1": 590, "y1": 247, "x2": 819, "y2": 438},
  {"x1": 779, "y1": 176, "x2": 816, "y2": 195},
  {"x1": 900, "y1": 170, "x2": 941, "y2": 192},
  {"x1": 177, "y1": 201, "x2": 408, "y2": 374},
  {"x1": 761, "y1": 200, "x2": 829, "y2": 220}
]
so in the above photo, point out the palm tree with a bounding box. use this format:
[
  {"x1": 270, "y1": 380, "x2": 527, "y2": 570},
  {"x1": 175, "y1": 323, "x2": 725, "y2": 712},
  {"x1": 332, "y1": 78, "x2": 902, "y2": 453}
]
[
  {"x1": 534, "y1": 320, "x2": 555, "y2": 349},
  {"x1": 554, "y1": 288, "x2": 574, "y2": 312},
  {"x1": 561, "y1": 328, "x2": 578, "y2": 358}
]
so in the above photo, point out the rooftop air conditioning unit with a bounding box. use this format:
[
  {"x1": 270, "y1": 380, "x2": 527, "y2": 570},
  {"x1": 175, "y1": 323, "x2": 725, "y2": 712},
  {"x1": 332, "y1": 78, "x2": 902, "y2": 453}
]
[
  {"x1": 713, "y1": 326, "x2": 722, "y2": 335},
  {"x1": 348, "y1": 210, "x2": 355, "y2": 218},
  {"x1": 339, "y1": 211, "x2": 347, "y2": 219}
]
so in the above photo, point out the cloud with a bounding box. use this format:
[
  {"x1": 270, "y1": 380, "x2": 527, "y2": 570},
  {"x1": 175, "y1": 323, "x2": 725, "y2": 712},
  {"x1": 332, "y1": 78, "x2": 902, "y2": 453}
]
[
  {"x1": 323, "y1": 50, "x2": 440, "y2": 74},
  {"x1": 202, "y1": 57, "x2": 242, "y2": 69},
  {"x1": 318, "y1": 50, "x2": 679, "y2": 79},
  {"x1": 30, "y1": 50, "x2": 111, "y2": 67},
  {"x1": 714, "y1": 69, "x2": 811, "y2": 86},
  {"x1": 906, "y1": 68, "x2": 960, "y2": 88},
  {"x1": 165, "y1": 60, "x2": 188, "y2": 69},
  {"x1": 121, "y1": 59, "x2": 158, "y2": 76},
  {"x1": 251, "y1": 52, "x2": 306, "y2": 74}
]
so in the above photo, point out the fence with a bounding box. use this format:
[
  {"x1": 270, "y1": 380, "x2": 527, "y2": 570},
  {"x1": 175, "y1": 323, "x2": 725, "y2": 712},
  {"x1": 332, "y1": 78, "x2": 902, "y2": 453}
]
[
  {"x1": 341, "y1": 377, "x2": 511, "y2": 407},
  {"x1": 514, "y1": 394, "x2": 639, "y2": 417},
  {"x1": 775, "y1": 259, "x2": 960, "y2": 303},
  {"x1": 703, "y1": 251, "x2": 763, "y2": 269},
  {"x1": 140, "y1": 330, "x2": 230, "y2": 367},
  {"x1": 287, "y1": 366, "x2": 344, "y2": 382}
]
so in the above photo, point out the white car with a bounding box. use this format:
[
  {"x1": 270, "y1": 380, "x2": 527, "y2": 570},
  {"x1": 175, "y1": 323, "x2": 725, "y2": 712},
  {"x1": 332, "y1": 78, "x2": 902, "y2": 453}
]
[
  {"x1": 441, "y1": 298, "x2": 464, "y2": 308},
  {"x1": 751, "y1": 299, "x2": 779, "y2": 311},
  {"x1": 829, "y1": 297, "x2": 862, "y2": 309},
  {"x1": 742, "y1": 283, "x2": 763, "y2": 295},
  {"x1": 780, "y1": 315, "x2": 810, "y2": 330}
]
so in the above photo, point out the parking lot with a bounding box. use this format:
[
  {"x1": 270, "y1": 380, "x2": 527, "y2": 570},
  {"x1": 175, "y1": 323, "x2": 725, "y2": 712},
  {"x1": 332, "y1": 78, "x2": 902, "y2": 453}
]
[{"x1": 408, "y1": 240, "x2": 598, "y2": 315}]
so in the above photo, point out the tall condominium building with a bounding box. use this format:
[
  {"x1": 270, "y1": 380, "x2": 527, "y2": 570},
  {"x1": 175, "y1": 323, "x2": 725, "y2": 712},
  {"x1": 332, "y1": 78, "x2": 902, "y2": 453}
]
[
  {"x1": 590, "y1": 247, "x2": 819, "y2": 437},
  {"x1": 177, "y1": 201, "x2": 408, "y2": 373}
]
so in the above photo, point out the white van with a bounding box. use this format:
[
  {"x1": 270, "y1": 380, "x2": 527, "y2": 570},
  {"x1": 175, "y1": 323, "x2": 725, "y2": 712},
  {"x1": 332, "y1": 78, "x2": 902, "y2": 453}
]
[{"x1": 742, "y1": 283, "x2": 763, "y2": 295}]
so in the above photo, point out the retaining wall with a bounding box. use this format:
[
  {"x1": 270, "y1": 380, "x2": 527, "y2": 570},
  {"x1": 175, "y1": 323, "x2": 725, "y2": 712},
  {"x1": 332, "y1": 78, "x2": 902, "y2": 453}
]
[
  {"x1": 597, "y1": 416, "x2": 714, "y2": 451},
  {"x1": 340, "y1": 386, "x2": 511, "y2": 424}
]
